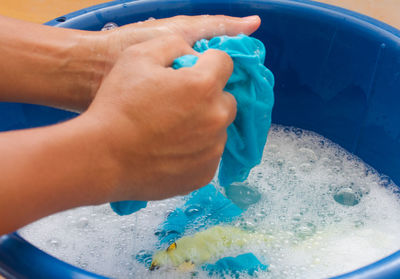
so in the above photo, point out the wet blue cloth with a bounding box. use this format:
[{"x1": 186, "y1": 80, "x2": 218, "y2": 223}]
[
  {"x1": 135, "y1": 184, "x2": 243, "y2": 266},
  {"x1": 203, "y1": 253, "x2": 268, "y2": 277},
  {"x1": 149, "y1": 184, "x2": 268, "y2": 275},
  {"x1": 136, "y1": 184, "x2": 268, "y2": 275},
  {"x1": 155, "y1": 184, "x2": 242, "y2": 246},
  {"x1": 110, "y1": 200, "x2": 147, "y2": 215},
  {"x1": 110, "y1": 34, "x2": 274, "y2": 215},
  {"x1": 188, "y1": 34, "x2": 275, "y2": 186}
]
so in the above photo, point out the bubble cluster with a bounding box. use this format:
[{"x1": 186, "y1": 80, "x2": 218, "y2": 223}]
[{"x1": 19, "y1": 125, "x2": 400, "y2": 279}]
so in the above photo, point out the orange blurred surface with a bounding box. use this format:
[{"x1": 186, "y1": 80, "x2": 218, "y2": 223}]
[
  {"x1": 1, "y1": 0, "x2": 110, "y2": 23},
  {"x1": 319, "y1": 0, "x2": 400, "y2": 30},
  {"x1": 0, "y1": 0, "x2": 399, "y2": 28}
]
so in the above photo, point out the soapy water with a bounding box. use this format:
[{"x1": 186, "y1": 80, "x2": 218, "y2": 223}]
[{"x1": 19, "y1": 125, "x2": 400, "y2": 278}]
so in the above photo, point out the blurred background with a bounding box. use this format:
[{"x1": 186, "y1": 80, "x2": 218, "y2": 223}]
[{"x1": 1, "y1": 0, "x2": 400, "y2": 29}]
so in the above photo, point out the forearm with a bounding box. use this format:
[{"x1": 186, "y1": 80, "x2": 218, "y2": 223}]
[
  {"x1": 0, "y1": 15, "x2": 109, "y2": 112},
  {"x1": 0, "y1": 15, "x2": 260, "y2": 112},
  {"x1": 0, "y1": 115, "x2": 117, "y2": 235}
]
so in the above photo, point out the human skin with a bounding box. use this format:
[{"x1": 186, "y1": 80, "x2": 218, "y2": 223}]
[
  {"x1": 0, "y1": 14, "x2": 260, "y2": 112},
  {"x1": 0, "y1": 15, "x2": 261, "y2": 235}
]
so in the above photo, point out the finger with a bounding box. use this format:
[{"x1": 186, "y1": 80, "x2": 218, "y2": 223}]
[
  {"x1": 165, "y1": 15, "x2": 261, "y2": 45},
  {"x1": 116, "y1": 15, "x2": 260, "y2": 49},
  {"x1": 192, "y1": 49, "x2": 233, "y2": 91},
  {"x1": 128, "y1": 35, "x2": 197, "y2": 67},
  {"x1": 220, "y1": 91, "x2": 237, "y2": 128}
]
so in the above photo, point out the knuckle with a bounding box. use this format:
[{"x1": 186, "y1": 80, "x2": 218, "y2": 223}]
[
  {"x1": 163, "y1": 34, "x2": 187, "y2": 46},
  {"x1": 186, "y1": 70, "x2": 217, "y2": 95},
  {"x1": 213, "y1": 106, "x2": 232, "y2": 128},
  {"x1": 209, "y1": 49, "x2": 233, "y2": 70},
  {"x1": 198, "y1": 70, "x2": 218, "y2": 89},
  {"x1": 180, "y1": 70, "x2": 206, "y2": 93},
  {"x1": 225, "y1": 91, "x2": 237, "y2": 108}
]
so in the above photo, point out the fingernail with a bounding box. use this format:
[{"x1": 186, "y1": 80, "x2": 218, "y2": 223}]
[{"x1": 241, "y1": 15, "x2": 260, "y2": 22}]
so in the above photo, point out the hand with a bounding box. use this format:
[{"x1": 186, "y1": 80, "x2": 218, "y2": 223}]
[
  {"x1": 91, "y1": 15, "x2": 260, "y2": 105},
  {"x1": 0, "y1": 15, "x2": 259, "y2": 113},
  {"x1": 85, "y1": 35, "x2": 236, "y2": 201},
  {"x1": 0, "y1": 25, "x2": 239, "y2": 234},
  {"x1": 101, "y1": 15, "x2": 260, "y2": 59}
]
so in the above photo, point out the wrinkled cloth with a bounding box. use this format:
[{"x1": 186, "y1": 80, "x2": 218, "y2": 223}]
[
  {"x1": 110, "y1": 34, "x2": 274, "y2": 215},
  {"x1": 155, "y1": 185, "x2": 268, "y2": 275},
  {"x1": 188, "y1": 34, "x2": 275, "y2": 186},
  {"x1": 155, "y1": 184, "x2": 242, "y2": 246},
  {"x1": 135, "y1": 184, "x2": 243, "y2": 266},
  {"x1": 137, "y1": 184, "x2": 268, "y2": 275}
]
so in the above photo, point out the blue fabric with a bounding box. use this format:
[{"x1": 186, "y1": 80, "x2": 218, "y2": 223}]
[
  {"x1": 177, "y1": 35, "x2": 275, "y2": 186},
  {"x1": 110, "y1": 34, "x2": 274, "y2": 215},
  {"x1": 136, "y1": 184, "x2": 268, "y2": 276},
  {"x1": 155, "y1": 184, "x2": 243, "y2": 246},
  {"x1": 151, "y1": 184, "x2": 268, "y2": 275},
  {"x1": 110, "y1": 200, "x2": 147, "y2": 216},
  {"x1": 135, "y1": 184, "x2": 243, "y2": 267},
  {"x1": 202, "y1": 253, "x2": 268, "y2": 277}
]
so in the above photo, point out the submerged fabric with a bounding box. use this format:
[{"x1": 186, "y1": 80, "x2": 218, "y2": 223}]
[
  {"x1": 136, "y1": 184, "x2": 268, "y2": 275},
  {"x1": 110, "y1": 200, "x2": 147, "y2": 215},
  {"x1": 150, "y1": 226, "x2": 269, "y2": 275},
  {"x1": 110, "y1": 34, "x2": 274, "y2": 215},
  {"x1": 203, "y1": 253, "x2": 268, "y2": 277},
  {"x1": 155, "y1": 184, "x2": 243, "y2": 246},
  {"x1": 135, "y1": 184, "x2": 242, "y2": 266}
]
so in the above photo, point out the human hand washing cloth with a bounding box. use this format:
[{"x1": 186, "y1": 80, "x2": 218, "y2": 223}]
[{"x1": 110, "y1": 34, "x2": 274, "y2": 215}]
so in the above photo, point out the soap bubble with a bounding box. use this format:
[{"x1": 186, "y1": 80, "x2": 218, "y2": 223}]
[
  {"x1": 76, "y1": 217, "x2": 89, "y2": 228},
  {"x1": 184, "y1": 205, "x2": 203, "y2": 216},
  {"x1": 331, "y1": 182, "x2": 368, "y2": 207},
  {"x1": 333, "y1": 187, "x2": 360, "y2": 206},
  {"x1": 47, "y1": 238, "x2": 62, "y2": 248},
  {"x1": 101, "y1": 22, "x2": 118, "y2": 31},
  {"x1": 225, "y1": 181, "x2": 261, "y2": 210}
]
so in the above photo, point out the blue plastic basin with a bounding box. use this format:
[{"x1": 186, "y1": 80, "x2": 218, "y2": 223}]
[{"x1": 1, "y1": 0, "x2": 400, "y2": 278}]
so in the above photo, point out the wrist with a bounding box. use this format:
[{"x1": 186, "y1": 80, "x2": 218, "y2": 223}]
[
  {"x1": 72, "y1": 112, "x2": 124, "y2": 204},
  {"x1": 63, "y1": 31, "x2": 114, "y2": 112},
  {"x1": 0, "y1": 15, "x2": 117, "y2": 112}
]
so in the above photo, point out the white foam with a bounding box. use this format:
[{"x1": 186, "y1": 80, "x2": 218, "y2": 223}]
[{"x1": 19, "y1": 125, "x2": 400, "y2": 278}]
